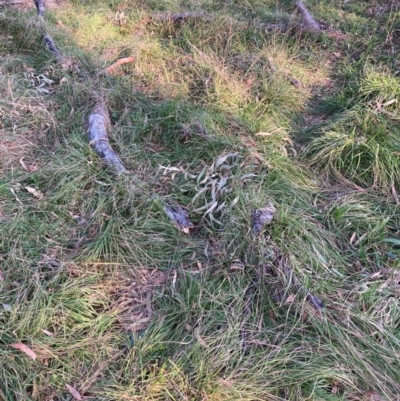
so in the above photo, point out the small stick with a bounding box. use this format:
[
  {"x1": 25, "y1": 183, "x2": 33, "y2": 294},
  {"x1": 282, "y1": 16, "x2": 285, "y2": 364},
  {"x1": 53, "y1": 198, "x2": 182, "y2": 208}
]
[
  {"x1": 98, "y1": 56, "x2": 135, "y2": 76},
  {"x1": 88, "y1": 102, "x2": 128, "y2": 174}
]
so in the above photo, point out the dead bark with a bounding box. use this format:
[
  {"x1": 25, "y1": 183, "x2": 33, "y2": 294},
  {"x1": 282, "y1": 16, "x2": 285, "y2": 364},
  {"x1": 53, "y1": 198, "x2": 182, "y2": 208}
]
[
  {"x1": 295, "y1": 0, "x2": 321, "y2": 33},
  {"x1": 98, "y1": 56, "x2": 135, "y2": 76},
  {"x1": 88, "y1": 102, "x2": 128, "y2": 174}
]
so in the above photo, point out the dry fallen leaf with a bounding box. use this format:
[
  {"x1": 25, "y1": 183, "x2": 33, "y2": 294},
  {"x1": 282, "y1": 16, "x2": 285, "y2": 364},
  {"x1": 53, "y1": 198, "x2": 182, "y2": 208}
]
[
  {"x1": 25, "y1": 186, "x2": 43, "y2": 200},
  {"x1": 66, "y1": 384, "x2": 82, "y2": 400},
  {"x1": 10, "y1": 343, "x2": 37, "y2": 360},
  {"x1": 285, "y1": 294, "x2": 296, "y2": 304}
]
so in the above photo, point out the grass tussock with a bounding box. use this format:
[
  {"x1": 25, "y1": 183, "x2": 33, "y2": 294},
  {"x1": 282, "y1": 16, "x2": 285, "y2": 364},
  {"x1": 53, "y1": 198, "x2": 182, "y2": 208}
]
[{"x1": 0, "y1": 0, "x2": 400, "y2": 400}]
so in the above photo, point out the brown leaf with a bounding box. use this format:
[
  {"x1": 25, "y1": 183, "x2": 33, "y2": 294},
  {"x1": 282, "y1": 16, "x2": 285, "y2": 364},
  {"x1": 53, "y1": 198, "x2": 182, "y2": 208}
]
[
  {"x1": 285, "y1": 294, "x2": 296, "y2": 304},
  {"x1": 333, "y1": 51, "x2": 341, "y2": 58},
  {"x1": 66, "y1": 384, "x2": 82, "y2": 400},
  {"x1": 25, "y1": 186, "x2": 43, "y2": 200},
  {"x1": 10, "y1": 343, "x2": 37, "y2": 360}
]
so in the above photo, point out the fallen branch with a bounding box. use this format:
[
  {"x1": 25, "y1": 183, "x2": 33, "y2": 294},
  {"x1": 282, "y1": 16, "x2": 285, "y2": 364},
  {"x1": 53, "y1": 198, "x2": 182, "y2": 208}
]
[
  {"x1": 98, "y1": 56, "x2": 135, "y2": 76},
  {"x1": 0, "y1": 0, "x2": 24, "y2": 5},
  {"x1": 149, "y1": 11, "x2": 208, "y2": 24},
  {"x1": 30, "y1": 0, "x2": 64, "y2": 62},
  {"x1": 33, "y1": 0, "x2": 44, "y2": 17},
  {"x1": 44, "y1": 33, "x2": 62, "y2": 62},
  {"x1": 88, "y1": 102, "x2": 128, "y2": 174},
  {"x1": 149, "y1": 9, "x2": 322, "y2": 36},
  {"x1": 295, "y1": 0, "x2": 321, "y2": 33},
  {"x1": 164, "y1": 204, "x2": 194, "y2": 234}
]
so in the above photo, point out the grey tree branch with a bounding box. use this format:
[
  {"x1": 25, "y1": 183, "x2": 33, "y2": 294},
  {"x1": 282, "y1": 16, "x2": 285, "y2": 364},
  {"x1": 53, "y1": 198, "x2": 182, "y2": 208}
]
[
  {"x1": 44, "y1": 33, "x2": 62, "y2": 61},
  {"x1": 149, "y1": 11, "x2": 208, "y2": 24},
  {"x1": 0, "y1": 0, "x2": 24, "y2": 5},
  {"x1": 295, "y1": 0, "x2": 321, "y2": 33},
  {"x1": 88, "y1": 102, "x2": 128, "y2": 174},
  {"x1": 33, "y1": 0, "x2": 45, "y2": 16}
]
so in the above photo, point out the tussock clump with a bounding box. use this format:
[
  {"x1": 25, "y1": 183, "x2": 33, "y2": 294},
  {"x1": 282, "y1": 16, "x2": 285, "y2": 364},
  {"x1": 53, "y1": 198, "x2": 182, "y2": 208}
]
[{"x1": 302, "y1": 66, "x2": 400, "y2": 194}]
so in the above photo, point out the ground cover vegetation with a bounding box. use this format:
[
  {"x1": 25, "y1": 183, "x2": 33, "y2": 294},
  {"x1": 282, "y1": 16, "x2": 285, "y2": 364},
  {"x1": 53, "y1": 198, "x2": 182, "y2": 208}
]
[{"x1": 0, "y1": 0, "x2": 399, "y2": 399}]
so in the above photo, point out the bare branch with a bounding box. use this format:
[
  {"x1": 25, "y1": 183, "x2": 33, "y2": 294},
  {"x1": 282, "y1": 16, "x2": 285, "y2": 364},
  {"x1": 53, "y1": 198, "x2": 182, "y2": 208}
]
[{"x1": 88, "y1": 102, "x2": 128, "y2": 174}]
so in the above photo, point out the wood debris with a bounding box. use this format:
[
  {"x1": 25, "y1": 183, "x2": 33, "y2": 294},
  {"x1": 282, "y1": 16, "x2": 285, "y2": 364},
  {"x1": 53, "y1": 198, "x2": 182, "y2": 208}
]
[{"x1": 88, "y1": 102, "x2": 128, "y2": 174}]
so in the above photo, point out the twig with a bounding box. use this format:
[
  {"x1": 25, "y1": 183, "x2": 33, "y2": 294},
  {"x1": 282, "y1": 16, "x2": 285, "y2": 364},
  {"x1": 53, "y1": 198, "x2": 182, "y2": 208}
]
[
  {"x1": 98, "y1": 56, "x2": 135, "y2": 76},
  {"x1": 295, "y1": 0, "x2": 321, "y2": 33},
  {"x1": 88, "y1": 102, "x2": 128, "y2": 174}
]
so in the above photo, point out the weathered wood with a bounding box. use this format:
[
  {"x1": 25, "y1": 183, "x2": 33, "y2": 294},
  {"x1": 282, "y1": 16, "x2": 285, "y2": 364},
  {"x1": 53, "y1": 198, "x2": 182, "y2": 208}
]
[
  {"x1": 98, "y1": 56, "x2": 135, "y2": 76},
  {"x1": 33, "y1": 0, "x2": 44, "y2": 16},
  {"x1": 295, "y1": 0, "x2": 321, "y2": 33},
  {"x1": 88, "y1": 102, "x2": 128, "y2": 174}
]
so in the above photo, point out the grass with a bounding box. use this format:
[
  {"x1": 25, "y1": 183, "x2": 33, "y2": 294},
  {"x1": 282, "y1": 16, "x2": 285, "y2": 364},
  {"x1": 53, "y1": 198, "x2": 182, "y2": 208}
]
[{"x1": 0, "y1": 0, "x2": 399, "y2": 400}]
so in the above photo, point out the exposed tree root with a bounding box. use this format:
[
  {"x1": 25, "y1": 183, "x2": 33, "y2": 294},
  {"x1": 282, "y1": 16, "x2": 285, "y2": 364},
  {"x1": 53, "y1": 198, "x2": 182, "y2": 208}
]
[
  {"x1": 98, "y1": 56, "x2": 135, "y2": 76},
  {"x1": 88, "y1": 102, "x2": 128, "y2": 175}
]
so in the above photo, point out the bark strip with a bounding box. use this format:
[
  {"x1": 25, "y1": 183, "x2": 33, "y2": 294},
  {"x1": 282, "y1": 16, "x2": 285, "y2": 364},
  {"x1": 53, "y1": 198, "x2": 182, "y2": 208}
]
[{"x1": 88, "y1": 102, "x2": 128, "y2": 174}]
